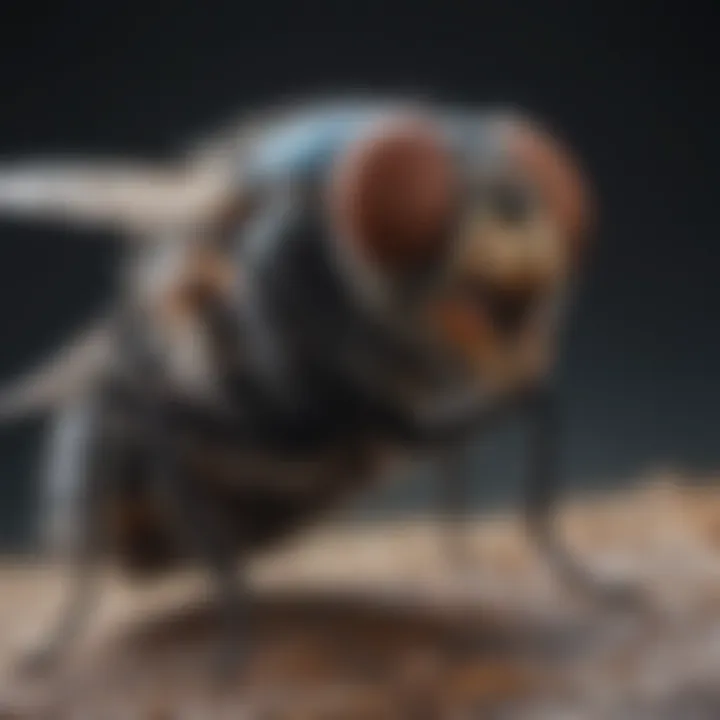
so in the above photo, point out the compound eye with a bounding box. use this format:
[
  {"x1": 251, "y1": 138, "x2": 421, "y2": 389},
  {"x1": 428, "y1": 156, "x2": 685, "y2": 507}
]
[
  {"x1": 501, "y1": 116, "x2": 594, "y2": 258},
  {"x1": 328, "y1": 115, "x2": 457, "y2": 273}
]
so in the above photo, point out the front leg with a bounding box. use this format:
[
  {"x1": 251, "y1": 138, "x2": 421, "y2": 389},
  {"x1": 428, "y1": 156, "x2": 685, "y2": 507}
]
[
  {"x1": 437, "y1": 385, "x2": 641, "y2": 605},
  {"x1": 437, "y1": 442, "x2": 474, "y2": 574},
  {"x1": 434, "y1": 387, "x2": 531, "y2": 574},
  {"x1": 524, "y1": 386, "x2": 641, "y2": 605}
]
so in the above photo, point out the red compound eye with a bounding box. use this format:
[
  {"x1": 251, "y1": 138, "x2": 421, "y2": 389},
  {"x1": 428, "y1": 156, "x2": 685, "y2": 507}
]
[
  {"x1": 501, "y1": 116, "x2": 596, "y2": 261},
  {"x1": 328, "y1": 115, "x2": 457, "y2": 274}
]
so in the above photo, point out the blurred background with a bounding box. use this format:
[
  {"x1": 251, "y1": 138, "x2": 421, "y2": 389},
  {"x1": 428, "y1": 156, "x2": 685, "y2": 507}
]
[{"x1": 0, "y1": 0, "x2": 717, "y2": 550}]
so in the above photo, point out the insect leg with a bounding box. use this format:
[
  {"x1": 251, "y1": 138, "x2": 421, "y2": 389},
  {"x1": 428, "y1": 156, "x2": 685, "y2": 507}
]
[
  {"x1": 19, "y1": 396, "x2": 110, "y2": 675},
  {"x1": 187, "y1": 486, "x2": 248, "y2": 682},
  {"x1": 435, "y1": 390, "x2": 530, "y2": 575},
  {"x1": 524, "y1": 385, "x2": 641, "y2": 604},
  {"x1": 151, "y1": 412, "x2": 249, "y2": 682},
  {"x1": 438, "y1": 443, "x2": 475, "y2": 575}
]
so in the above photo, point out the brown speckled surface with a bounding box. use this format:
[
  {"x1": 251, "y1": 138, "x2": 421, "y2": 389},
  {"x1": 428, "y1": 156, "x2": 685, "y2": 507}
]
[{"x1": 1, "y1": 477, "x2": 720, "y2": 718}]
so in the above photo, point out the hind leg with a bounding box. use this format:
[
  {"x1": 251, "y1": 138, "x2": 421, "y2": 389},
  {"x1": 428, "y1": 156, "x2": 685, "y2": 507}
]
[
  {"x1": 201, "y1": 514, "x2": 248, "y2": 682},
  {"x1": 19, "y1": 540, "x2": 100, "y2": 675},
  {"x1": 151, "y1": 413, "x2": 249, "y2": 682},
  {"x1": 176, "y1": 479, "x2": 248, "y2": 682},
  {"x1": 18, "y1": 396, "x2": 110, "y2": 675}
]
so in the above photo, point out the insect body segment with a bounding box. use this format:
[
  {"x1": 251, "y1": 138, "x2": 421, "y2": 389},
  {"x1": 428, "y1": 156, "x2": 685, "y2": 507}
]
[{"x1": 0, "y1": 97, "x2": 602, "y2": 676}]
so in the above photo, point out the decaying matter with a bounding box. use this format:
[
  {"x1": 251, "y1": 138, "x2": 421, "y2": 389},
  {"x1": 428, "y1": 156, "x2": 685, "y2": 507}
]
[{"x1": 0, "y1": 97, "x2": 611, "y2": 677}]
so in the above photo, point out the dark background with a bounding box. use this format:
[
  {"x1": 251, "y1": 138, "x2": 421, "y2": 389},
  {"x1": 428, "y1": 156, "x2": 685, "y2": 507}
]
[{"x1": 0, "y1": 0, "x2": 717, "y2": 549}]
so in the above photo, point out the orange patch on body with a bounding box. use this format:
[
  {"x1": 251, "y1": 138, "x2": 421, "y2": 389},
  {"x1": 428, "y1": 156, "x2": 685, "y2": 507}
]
[
  {"x1": 426, "y1": 296, "x2": 555, "y2": 390},
  {"x1": 426, "y1": 298, "x2": 504, "y2": 376},
  {"x1": 159, "y1": 247, "x2": 237, "y2": 326}
]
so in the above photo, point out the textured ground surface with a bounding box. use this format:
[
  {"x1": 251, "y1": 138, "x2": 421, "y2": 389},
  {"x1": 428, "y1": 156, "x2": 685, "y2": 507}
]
[{"x1": 1, "y1": 477, "x2": 720, "y2": 718}]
